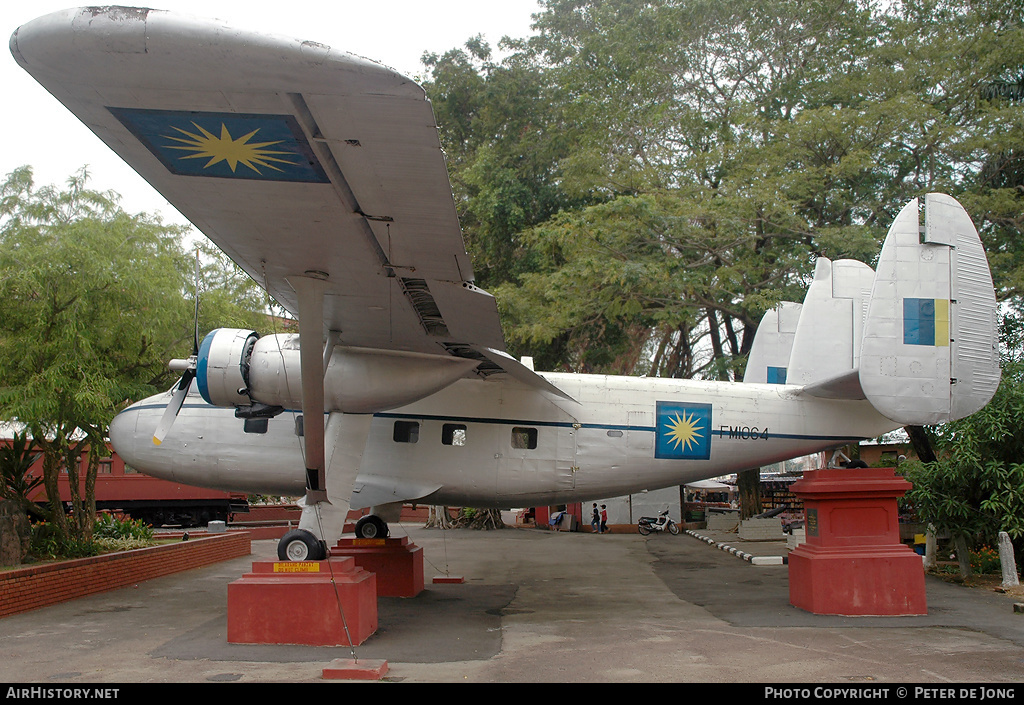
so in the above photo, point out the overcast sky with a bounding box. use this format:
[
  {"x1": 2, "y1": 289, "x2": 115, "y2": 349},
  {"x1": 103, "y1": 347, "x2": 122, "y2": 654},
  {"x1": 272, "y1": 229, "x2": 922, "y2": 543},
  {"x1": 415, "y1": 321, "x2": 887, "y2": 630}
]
[{"x1": 2, "y1": 1, "x2": 541, "y2": 226}]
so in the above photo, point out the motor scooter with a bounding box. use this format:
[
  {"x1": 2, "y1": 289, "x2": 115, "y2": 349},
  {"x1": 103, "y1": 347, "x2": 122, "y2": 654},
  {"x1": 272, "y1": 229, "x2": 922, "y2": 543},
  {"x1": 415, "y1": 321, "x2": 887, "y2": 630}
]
[{"x1": 637, "y1": 509, "x2": 680, "y2": 535}]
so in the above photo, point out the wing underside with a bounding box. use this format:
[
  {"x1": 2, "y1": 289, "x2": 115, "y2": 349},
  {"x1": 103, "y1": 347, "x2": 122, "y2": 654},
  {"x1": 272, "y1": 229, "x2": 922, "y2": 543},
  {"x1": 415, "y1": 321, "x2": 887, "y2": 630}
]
[{"x1": 11, "y1": 6, "x2": 504, "y2": 357}]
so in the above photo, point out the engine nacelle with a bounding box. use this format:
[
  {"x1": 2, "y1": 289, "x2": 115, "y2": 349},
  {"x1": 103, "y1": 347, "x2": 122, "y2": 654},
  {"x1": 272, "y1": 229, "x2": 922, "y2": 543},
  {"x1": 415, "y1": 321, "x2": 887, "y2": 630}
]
[
  {"x1": 196, "y1": 328, "x2": 479, "y2": 413},
  {"x1": 197, "y1": 328, "x2": 259, "y2": 408}
]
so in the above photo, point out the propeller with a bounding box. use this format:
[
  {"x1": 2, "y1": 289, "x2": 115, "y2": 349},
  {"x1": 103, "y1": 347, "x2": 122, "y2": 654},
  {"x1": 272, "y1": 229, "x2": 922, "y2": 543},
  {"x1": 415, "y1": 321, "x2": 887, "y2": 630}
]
[{"x1": 153, "y1": 250, "x2": 201, "y2": 446}]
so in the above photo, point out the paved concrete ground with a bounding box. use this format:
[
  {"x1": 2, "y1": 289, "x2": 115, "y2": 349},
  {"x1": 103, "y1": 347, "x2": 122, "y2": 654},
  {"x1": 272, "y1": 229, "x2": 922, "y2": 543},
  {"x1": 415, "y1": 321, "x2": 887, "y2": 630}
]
[{"x1": 1, "y1": 524, "x2": 1023, "y2": 684}]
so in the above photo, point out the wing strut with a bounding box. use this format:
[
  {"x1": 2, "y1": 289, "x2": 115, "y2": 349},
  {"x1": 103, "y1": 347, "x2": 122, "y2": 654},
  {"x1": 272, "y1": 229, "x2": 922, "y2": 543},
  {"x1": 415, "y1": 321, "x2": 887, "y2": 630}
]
[
  {"x1": 283, "y1": 275, "x2": 372, "y2": 560},
  {"x1": 289, "y1": 275, "x2": 331, "y2": 502}
]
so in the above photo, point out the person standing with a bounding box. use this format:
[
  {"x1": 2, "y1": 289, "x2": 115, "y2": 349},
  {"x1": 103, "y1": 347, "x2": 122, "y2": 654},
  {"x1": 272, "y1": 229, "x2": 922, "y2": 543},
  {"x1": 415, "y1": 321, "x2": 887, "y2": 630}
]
[
  {"x1": 600, "y1": 504, "x2": 608, "y2": 534},
  {"x1": 591, "y1": 503, "x2": 600, "y2": 533}
]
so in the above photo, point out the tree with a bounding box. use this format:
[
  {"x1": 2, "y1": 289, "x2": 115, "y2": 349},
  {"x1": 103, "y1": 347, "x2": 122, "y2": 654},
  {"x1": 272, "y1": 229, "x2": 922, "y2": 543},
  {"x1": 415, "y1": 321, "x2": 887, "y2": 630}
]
[
  {"x1": 0, "y1": 166, "x2": 263, "y2": 547},
  {"x1": 424, "y1": 0, "x2": 1024, "y2": 380},
  {"x1": 0, "y1": 431, "x2": 44, "y2": 521},
  {"x1": 902, "y1": 357, "x2": 1024, "y2": 573}
]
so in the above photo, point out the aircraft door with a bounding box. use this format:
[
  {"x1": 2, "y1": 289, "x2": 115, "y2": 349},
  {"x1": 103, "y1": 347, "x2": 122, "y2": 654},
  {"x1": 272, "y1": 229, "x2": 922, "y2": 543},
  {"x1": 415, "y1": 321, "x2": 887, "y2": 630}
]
[{"x1": 556, "y1": 423, "x2": 579, "y2": 491}]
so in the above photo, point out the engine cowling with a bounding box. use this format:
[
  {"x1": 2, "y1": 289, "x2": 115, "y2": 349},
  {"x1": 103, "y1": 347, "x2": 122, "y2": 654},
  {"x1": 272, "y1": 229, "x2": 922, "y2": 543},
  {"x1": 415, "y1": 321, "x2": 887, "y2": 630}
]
[
  {"x1": 196, "y1": 328, "x2": 479, "y2": 413},
  {"x1": 197, "y1": 328, "x2": 259, "y2": 408}
]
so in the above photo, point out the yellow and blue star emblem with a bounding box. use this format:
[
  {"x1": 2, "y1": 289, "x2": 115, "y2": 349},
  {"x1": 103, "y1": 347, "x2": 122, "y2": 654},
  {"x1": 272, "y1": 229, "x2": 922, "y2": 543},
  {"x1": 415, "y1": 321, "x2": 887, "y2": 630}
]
[
  {"x1": 655, "y1": 402, "x2": 712, "y2": 460},
  {"x1": 110, "y1": 108, "x2": 328, "y2": 183}
]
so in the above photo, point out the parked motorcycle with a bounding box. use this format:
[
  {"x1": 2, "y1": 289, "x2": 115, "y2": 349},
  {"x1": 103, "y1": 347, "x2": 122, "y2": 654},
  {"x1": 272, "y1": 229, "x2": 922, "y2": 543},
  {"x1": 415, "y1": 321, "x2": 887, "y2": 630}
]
[{"x1": 637, "y1": 510, "x2": 680, "y2": 535}]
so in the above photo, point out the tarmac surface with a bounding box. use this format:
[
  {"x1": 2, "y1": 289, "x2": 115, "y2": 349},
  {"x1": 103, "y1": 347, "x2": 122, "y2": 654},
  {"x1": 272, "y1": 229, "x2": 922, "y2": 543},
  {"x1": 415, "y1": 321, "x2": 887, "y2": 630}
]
[{"x1": 1, "y1": 523, "x2": 1023, "y2": 684}]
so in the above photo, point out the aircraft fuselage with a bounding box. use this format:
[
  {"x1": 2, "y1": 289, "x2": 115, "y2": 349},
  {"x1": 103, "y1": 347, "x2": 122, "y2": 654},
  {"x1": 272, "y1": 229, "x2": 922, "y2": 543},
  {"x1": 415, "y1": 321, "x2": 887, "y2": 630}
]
[{"x1": 110, "y1": 371, "x2": 898, "y2": 508}]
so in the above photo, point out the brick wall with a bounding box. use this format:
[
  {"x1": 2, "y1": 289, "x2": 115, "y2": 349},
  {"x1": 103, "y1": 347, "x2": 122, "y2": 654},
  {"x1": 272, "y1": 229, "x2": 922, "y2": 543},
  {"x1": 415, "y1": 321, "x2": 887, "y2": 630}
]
[{"x1": 0, "y1": 532, "x2": 251, "y2": 618}]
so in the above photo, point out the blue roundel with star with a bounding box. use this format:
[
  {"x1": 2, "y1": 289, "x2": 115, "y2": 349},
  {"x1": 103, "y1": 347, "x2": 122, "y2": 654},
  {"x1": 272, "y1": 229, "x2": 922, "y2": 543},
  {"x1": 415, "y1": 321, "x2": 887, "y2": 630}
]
[
  {"x1": 655, "y1": 402, "x2": 712, "y2": 460},
  {"x1": 109, "y1": 107, "x2": 329, "y2": 183}
]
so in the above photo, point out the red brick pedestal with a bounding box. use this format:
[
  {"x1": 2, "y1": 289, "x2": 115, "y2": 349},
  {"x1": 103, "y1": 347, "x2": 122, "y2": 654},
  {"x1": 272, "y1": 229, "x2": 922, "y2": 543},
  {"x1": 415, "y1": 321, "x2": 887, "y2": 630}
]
[
  {"x1": 788, "y1": 468, "x2": 926, "y2": 616},
  {"x1": 330, "y1": 537, "x2": 424, "y2": 597},
  {"x1": 227, "y1": 556, "x2": 377, "y2": 645}
]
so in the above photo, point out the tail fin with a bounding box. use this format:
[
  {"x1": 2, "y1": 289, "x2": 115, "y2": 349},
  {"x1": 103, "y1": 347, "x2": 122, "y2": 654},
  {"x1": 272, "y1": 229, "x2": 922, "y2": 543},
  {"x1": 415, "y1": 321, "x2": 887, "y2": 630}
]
[
  {"x1": 755, "y1": 193, "x2": 1001, "y2": 424},
  {"x1": 743, "y1": 301, "x2": 801, "y2": 384},
  {"x1": 786, "y1": 258, "x2": 876, "y2": 390},
  {"x1": 859, "y1": 193, "x2": 1000, "y2": 424}
]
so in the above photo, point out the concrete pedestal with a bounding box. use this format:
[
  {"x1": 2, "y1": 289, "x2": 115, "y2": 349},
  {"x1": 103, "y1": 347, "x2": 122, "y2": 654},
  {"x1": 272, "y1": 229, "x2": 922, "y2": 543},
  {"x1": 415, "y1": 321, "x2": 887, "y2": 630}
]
[
  {"x1": 227, "y1": 556, "x2": 377, "y2": 645},
  {"x1": 788, "y1": 468, "x2": 926, "y2": 616},
  {"x1": 330, "y1": 537, "x2": 424, "y2": 597}
]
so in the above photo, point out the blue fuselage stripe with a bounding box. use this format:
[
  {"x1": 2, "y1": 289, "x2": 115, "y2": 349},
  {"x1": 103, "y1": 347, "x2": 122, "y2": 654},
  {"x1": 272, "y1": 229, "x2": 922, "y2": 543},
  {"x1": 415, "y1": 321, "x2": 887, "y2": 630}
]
[{"x1": 133, "y1": 404, "x2": 864, "y2": 444}]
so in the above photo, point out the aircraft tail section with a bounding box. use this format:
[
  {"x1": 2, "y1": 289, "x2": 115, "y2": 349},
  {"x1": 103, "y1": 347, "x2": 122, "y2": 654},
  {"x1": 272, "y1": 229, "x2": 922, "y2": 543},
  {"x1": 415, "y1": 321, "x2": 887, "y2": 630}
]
[
  {"x1": 743, "y1": 301, "x2": 801, "y2": 384},
  {"x1": 786, "y1": 258, "x2": 876, "y2": 390},
  {"x1": 858, "y1": 193, "x2": 1000, "y2": 424},
  {"x1": 752, "y1": 193, "x2": 999, "y2": 424}
]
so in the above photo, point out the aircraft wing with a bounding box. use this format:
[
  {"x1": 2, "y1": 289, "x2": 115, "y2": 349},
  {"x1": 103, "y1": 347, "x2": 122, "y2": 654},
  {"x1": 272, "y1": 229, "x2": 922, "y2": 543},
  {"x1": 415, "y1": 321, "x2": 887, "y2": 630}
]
[{"x1": 11, "y1": 7, "x2": 504, "y2": 357}]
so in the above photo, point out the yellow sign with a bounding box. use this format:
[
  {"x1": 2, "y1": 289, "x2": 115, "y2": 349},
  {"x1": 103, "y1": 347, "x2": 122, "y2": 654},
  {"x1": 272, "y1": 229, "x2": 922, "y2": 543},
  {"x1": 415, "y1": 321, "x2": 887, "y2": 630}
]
[
  {"x1": 353, "y1": 539, "x2": 387, "y2": 547},
  {"x1": 273, "y1": 562, "x2": 320, "y2": 573}
]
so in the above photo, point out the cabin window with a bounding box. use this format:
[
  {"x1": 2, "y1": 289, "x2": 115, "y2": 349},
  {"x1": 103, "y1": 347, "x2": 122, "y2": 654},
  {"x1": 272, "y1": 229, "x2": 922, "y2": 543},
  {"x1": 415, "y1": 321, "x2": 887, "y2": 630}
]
[
  {"x1": 244, "y1": 418, "x2": 269, "y2": 434},
  {"x1": 511, "y1": 427, "x2": 538, "y2": 450},
  {"x1": 393, "y1": 420, "x2": 420, "y2": 443},
  {"x1": 442, "y1": 423, "x2": 467, "y2": 446},
  {"x1": 606, "y1": 430, "x2": 623, "y2": 438},
  {"x1": 294, "y1": 415, "x2": 304, "y2": 437}
]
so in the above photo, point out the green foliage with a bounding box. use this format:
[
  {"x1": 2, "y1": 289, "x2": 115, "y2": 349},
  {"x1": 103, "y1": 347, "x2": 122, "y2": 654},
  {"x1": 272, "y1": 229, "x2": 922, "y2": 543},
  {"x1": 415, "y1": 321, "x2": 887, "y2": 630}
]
[
  {"x1": 93, "y1": 536, "x2": 156, "y2": 552},
  {"x1": 0, "y1": 166, "x2": 267, "y2": 545},
  {"x1": 0, "y1": 431, "x2": 45, "y2": 520},
  {"x1": 969, "y1": 546, "x2": 1002, "y2": 574},
  {"x1": 93, "y1": 512, "x2": 154, "y2": 541},
  {"x1": 29, "y1": 521, "x2": 99, "y2": 560},
  {"x1": 902, "y1": 359, "x2": 1024, "y2": 558}
]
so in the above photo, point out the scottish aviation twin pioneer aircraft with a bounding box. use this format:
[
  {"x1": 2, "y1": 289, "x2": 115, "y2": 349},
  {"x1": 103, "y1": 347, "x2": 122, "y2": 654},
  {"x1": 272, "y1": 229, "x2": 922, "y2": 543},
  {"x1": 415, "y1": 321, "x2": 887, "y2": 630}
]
[{"x1": 12, "y1": 7, "x2": 1001, "y2": 560}]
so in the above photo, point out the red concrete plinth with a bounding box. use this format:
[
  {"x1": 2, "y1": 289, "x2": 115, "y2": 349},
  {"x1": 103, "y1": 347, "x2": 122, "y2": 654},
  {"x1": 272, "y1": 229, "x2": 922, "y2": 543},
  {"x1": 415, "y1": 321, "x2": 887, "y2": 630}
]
[
  {"x1": 322, "y1": 658, "x2": 389, "y2": 680},
  {"x1": 330, "y1": 537, "x2": 424, "y2": 597},
  {"x1": 788, "y1": 468, "x2": 926, "y2": 616},
  {"x1": 433, "y1": 575, "x2": 465, "y2": 584},
  {"x1": 227, "y1": 557, "x2": 377, "y2": 645}
]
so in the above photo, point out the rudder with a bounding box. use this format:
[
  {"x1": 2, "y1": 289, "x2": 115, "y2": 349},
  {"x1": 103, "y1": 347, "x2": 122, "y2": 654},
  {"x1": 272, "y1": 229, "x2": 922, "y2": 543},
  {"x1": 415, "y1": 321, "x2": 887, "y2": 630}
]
[{"x1": 859, "y1": 194, "x2": 999, "y2": 424}]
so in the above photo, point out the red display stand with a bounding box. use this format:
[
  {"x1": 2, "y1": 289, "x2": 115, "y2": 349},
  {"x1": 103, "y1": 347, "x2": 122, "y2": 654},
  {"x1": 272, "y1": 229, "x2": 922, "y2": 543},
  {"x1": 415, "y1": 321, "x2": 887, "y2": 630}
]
[
  {"x1": 788, "y1": 468, "x2": 927, "y2": 616},
  {"x1": 330, "y1": 537, "x2": 424, "y2": 597},
  {"x1": 227, "y1": 556, "x2": 377, "y2": 645}
]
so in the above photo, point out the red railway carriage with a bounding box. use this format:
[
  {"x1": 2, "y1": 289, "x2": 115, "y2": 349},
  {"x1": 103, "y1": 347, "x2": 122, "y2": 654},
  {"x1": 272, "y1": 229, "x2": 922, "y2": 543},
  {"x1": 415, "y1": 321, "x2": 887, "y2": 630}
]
[{"x1": 14, "y1": 441, "x2": 248, "y2": 527}]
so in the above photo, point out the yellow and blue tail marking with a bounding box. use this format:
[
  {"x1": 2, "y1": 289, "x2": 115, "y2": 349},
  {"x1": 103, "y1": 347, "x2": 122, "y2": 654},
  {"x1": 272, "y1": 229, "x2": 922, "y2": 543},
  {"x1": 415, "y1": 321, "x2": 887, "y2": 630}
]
[{"x1": 903, "y1": 298, "x2": 950, "y2": 347}]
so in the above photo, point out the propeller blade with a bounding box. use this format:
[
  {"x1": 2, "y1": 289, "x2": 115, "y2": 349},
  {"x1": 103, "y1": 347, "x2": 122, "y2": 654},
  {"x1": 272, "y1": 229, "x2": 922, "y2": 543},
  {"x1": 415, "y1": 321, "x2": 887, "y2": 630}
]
[
  {"x1": 192, "y1": 248, "x2": 201, "y2": 355},
  {"x1": 152, "y1": 369, "x2": 194, "y2": 446}
]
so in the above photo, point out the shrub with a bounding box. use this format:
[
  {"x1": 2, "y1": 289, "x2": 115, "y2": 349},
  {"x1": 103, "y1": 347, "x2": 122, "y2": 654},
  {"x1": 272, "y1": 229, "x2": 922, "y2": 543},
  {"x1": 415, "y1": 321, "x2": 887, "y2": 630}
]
[
  {"x1": 29, "y1": 521, "x2": 99, "y2": 559},
  {"x1": 94, "y1": 512, "x2": 154, "y2": 541},
  {"x1": 969, "y1": 546, "x2": 1001, "y2": 574}
]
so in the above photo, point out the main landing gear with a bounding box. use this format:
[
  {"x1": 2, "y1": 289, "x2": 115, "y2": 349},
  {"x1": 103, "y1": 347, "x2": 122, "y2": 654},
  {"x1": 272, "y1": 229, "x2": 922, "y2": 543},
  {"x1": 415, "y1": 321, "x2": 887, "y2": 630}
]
[
  {"x1": 278, "y1": 528, "x2": 326, "y2": 561},
  {"x1": 354, "y1": 515, "x2": 389, "y2": 539},
  {"x1": 276, "y1": 516, "x2": 390, "y2": 560}
]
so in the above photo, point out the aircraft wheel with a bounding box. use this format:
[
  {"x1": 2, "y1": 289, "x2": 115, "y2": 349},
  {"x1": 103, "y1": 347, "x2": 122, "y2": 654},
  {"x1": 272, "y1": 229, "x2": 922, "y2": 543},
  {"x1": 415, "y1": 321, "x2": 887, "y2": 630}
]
[
  {"x1": 278, "y1": 529, "x2": 325, "y2": 561},
  {"x1": 638, "y1": 524, "x2": 652, "y2": 536},
  {"x1": 669, "y1": 523, "x2": 680, "y2": 535},
  {"x1": 355, "y1": 515, "x2": 389, "y2": 539}
]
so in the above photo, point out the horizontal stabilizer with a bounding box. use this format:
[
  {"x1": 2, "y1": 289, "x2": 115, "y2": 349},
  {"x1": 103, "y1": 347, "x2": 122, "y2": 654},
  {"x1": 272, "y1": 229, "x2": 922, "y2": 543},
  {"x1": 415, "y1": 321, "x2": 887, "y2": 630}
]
[
  {"x1": 800, "y1": 369, "x2": 865, "y2": 400},
  {"x1": 859, "y1": 194, "x2": 999, "y2": 424}
]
